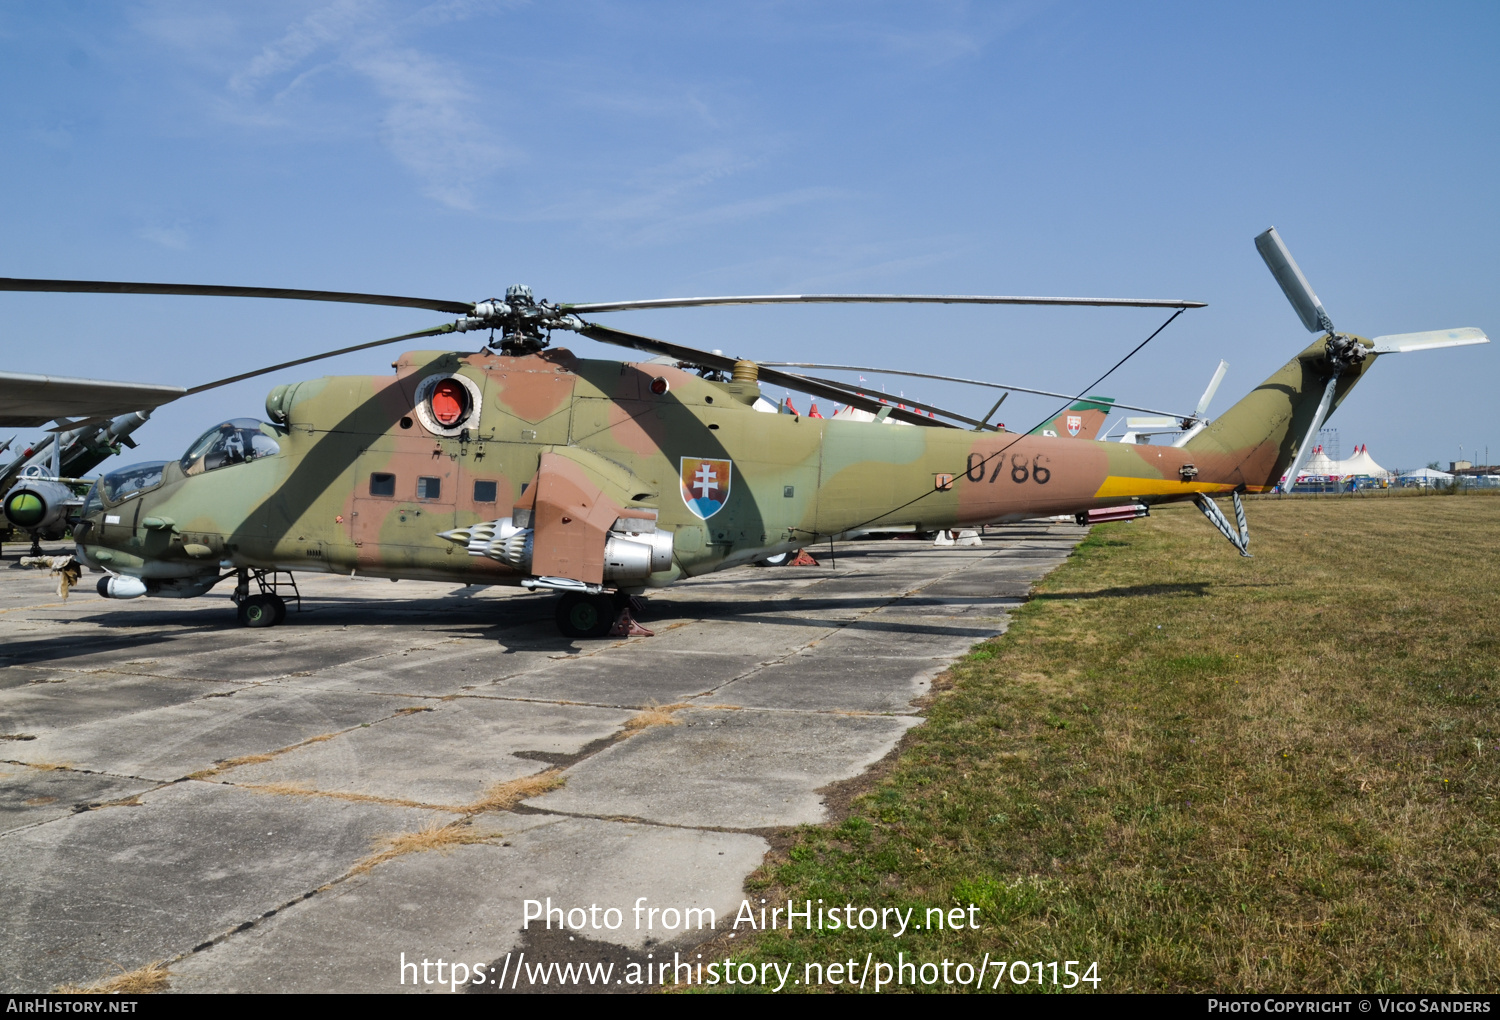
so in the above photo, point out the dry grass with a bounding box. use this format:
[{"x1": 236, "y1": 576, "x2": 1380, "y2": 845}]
[
  {"x1": 238, "y1": 768, "x2": 566, "y2": 814},
  {"x1": 725, "y1": 497, "x2": 1500, "y2": 993},
  {"x1": 91, "y1": 794, "x2": 144, "y2": 810},
  {"x1": 186, "y1": 733, "x2": 342, "y2": 779},
  {"x1": 238, "y1": 781, "x2": 432, "y2": 810},
  {"x1": 57, "y1": 960, "x2": 170, "y2": 994},
  {"x1": 351, "y1": 822, "x2": 493, "y2": 875},
  {"x1": 463, "y1": 770, "x2": 565, "y2": 812},
  {"x1": 624, "y1": 702, "x2": 689, "y2": 732},
  {"x1": 186, "y1": 754, "x2": 275, "y2": 780}
]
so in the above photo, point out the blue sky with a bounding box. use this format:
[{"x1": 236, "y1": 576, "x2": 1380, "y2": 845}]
[{"x1": 3, "y1": 1, "x2": 1496, "y2": 471}]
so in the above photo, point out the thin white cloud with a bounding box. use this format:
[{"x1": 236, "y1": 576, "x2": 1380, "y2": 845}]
[
  {"x1": 350, "y1": 47, "x2": 510, "y2": 208},
  {"x1": 138, "y1": 223, "x2": 191, "y2": 249},
  {"x1": 137, "y1": 0, "x2": 512, "y2": 208},
  {"x1": 228, "y1": 0, "x2": 377, "y2": 98}
]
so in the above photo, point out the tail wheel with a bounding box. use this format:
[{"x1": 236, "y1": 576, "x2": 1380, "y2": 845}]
[
  {"x1": 555, "y1": 592, "x2": 614, "y2": 639},
  {"x1": 238, "y1": 593, "x2": 282, "y2": 628}
]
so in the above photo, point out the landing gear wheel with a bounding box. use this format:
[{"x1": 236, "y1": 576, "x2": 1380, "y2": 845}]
[
  {"x1": 555, "y1": 592, "x2": 614, "y2": 639},
  {"x1": 239, "y1": 593, "x2": 280, "y2": 628},
  {"x1": 268, "y1": 593, "x2": 288, "y2": 625}
]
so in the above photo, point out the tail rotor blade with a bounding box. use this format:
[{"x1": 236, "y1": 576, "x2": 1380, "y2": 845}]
[
  {"x1": 1195, "y1": 360, "x2": 1229, "y2": 417},
  {"x1": 1370, "y1": 327, "x2": 1489, "y2": 354},
  {"x1": 1255, "y1": 228, "x2": 1334, "y2": 334}
]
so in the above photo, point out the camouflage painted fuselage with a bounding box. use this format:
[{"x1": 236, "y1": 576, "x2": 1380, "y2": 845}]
[{"x1": 73, "y1": 335, "x2": 1378, "y2": 591}]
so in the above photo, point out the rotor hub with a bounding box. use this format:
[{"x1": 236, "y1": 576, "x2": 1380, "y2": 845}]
[
  {"x1": 454, "y1": 284, "x2": 583, "y2": 354},
  {"x1": 1322, "y1": 332, "x2": 1368, "y2": 374}
]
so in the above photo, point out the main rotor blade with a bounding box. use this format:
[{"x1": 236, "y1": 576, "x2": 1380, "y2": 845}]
[
  {"x1": 564, "y1": 293, "x2": 1206, "y2": 313},
  {"x1": 785, "y1": 372, "x2": 990, "y2": 428},
  {"x1": 760, "y1": 362, "x2": 1193, "y2": 420},
  {"x1": 182, "y1": 323, "x2": 458, "y2": 396},
  {"x1": 0, "y1": 277, "x2": 474, "y2": 315},
  {"x1": 1254, "y1": 228, "x2": 1334, "y2": 334},
  {"x1": 576, "y1": 323, "x2": 958, "y2": 427}
]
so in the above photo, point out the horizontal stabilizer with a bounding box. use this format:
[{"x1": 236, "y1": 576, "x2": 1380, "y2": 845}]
[{"x1": 1370, "y1": 327, "x2": 1488, "y2": 354}]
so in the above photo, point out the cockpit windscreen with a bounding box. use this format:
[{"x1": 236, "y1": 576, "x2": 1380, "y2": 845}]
[{"x1": 100, "y1": 462, "x2": 168, "y2": 503}]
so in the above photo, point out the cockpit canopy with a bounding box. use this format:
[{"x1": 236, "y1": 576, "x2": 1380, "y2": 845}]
[
  {"x1": 180, "y1": 419, "x2": 282, "y2": 478},
  {"x1": 97, "y1": 461, "x2": 168, "y2": 506}
]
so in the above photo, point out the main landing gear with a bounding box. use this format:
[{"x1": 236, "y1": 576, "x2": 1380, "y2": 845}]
[
  {"x1": 232, "y1": 567, "x2": 301, "y2": 628},
  {"x1": 554, "y1": 591, "x2": 653, "y2": 639}
]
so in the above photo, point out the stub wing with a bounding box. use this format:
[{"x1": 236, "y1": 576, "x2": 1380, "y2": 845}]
[{"x1": 0, "y1": 372, "x2": 184, "y2": 428}]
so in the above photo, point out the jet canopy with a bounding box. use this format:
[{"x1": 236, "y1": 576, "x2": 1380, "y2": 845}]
[{"x1": 180, "y1": 419, "x2": 282, "y2": 478}]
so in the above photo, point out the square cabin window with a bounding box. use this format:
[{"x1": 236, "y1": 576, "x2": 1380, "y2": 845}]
[
  {"x1": 369, "y1": 473, "x2": 396, "y2": 497},
  {"x1": 416, "y1": 476, "x2": 441, "y2": 499},
  {"x1": 473, "y1": 480, "x2": 498, "y2": 503}
]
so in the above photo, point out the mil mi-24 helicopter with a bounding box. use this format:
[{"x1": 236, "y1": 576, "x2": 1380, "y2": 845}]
[{"x1": 0, "y1": 229, "x2": 1486, "y2": 638}]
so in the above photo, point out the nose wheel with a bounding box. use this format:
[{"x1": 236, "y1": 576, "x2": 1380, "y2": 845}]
[{"x1": 238, "y1": 593, "x2": 287, "y2": 628}]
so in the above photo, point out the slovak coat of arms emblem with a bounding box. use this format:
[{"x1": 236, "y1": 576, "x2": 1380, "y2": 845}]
[
  {"x1": 1066, "y1": 414, "x2": 1083, "y2": 436},
  {"x1": 680, "y1": 457, "x2": 732, "y2": 520}
]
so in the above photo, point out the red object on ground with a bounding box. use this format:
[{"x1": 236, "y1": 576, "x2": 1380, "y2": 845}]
[
  {"x1": 609, "y1": 596, "x2": 655, "y2": 637},
  {"x1": 808, "y1": 403, "x2": 824, "y2": 419},
  {"x1": 788, "y1": 549, "x2": 820, "y2": 566}
]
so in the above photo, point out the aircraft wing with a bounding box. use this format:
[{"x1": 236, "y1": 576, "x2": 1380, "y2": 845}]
[{"x1": 0, "y1": 372, "x2": 184, "y2": 428}]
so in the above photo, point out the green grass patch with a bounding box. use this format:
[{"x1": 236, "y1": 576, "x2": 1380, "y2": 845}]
[{"x1": 710, "y1": 497, "x2": 1500, "y2": 993}]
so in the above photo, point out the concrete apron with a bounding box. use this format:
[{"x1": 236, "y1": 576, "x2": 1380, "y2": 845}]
[{"x1": 0, "y1": 525, "x2": 1085, "y2": 992}]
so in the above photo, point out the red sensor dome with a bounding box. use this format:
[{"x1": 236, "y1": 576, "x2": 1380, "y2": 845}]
[{"x1": 430, "y1": 378, "x2": 469, "y2": 426}]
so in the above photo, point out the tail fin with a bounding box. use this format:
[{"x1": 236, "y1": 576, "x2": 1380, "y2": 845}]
[
  {"x1": 1184, "y1": 338, "x2": 1376, "y2": 491},
  {"x1": 1030, "y1": 397, "x2": 1114, "y2": 440}
]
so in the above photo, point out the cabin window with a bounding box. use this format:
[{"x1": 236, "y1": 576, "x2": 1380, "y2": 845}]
[
  {"x1": 417, "y1": 476, "x2": 442, "y2": 499},
  {"x1": 369, "y1": 473, "x2": 396, "y2": 497},
  {"x1": 473, "y1": 480, "x2": 497, "y2": 503}
]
